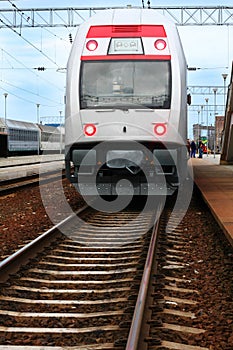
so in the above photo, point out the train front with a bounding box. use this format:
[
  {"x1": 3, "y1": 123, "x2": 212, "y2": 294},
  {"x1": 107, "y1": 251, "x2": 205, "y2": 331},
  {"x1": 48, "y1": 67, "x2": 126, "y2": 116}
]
[{"x1": 65, "y1": 8, "x2": 188, "y2": 197}]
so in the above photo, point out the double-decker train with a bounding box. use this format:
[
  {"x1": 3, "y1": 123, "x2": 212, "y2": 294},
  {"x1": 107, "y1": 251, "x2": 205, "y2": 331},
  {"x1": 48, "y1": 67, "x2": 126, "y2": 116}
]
[
  {"x1": 65, "y1": 8, "x2": 188, "y2": 196},
  {"x1": 0, "y1": 118, "x2": 64, "y2": 156}
]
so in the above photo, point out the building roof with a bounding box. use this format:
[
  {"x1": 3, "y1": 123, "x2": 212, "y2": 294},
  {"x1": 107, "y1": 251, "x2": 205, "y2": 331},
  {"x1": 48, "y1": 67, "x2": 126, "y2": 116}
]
[{"x1": 0, "y1": 118, "x2": 38, "y2": 131}]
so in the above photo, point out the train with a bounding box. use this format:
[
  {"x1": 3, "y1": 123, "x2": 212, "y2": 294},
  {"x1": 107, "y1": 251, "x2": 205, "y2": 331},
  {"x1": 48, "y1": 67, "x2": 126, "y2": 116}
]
[
  {"x1": 0, "y1": 118, "x2": 64, "y2": 157},
  {"x1": 65, "y1": 8, "x2": 188, "y2": 196}
]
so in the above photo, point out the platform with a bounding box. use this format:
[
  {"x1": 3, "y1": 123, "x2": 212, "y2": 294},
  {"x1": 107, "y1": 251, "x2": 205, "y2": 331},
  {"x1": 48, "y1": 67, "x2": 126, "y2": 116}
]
[
  {"x1": 191, "y1": 155, "x2": 233, "y2": 248},
  {"x1": 0, "y1": 154, "x2": 64, "y2": 168},
  {"x1": 0, "y1": 154, "x2": 64, "y2": 181}
]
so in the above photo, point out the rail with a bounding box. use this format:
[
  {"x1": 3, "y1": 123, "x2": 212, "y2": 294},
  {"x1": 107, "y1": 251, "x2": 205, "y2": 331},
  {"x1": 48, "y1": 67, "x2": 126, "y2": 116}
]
[
  {"x1": 125, "y1": 204, "x2": 162, "y2": 350},
  {"x1": 0, "y1": 205, "x2": 88, "y2": 282}
]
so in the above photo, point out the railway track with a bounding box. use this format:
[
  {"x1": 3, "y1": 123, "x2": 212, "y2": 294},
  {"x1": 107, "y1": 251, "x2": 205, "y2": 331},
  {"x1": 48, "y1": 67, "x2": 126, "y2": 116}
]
[
  {"x1": 0, "y1": 197, "x2": 232, "y2": 349},
  {"x1": 139, "y1": 210, "x2": 211, "y2": 350},
  {"x1": 0, "y1": 203, "x2": 158, "y2": 349}
]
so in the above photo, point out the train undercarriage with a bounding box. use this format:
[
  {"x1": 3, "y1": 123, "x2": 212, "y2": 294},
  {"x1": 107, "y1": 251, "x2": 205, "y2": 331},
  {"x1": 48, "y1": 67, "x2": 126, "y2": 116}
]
[{"x1": 65, "y1": 141, "x2": 188, "y2": 196}]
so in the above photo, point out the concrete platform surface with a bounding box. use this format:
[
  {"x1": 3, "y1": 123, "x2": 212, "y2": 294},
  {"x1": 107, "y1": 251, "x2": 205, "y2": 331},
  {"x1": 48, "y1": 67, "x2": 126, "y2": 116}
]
[
  {"x1": 0, "y1": 155, "x2": 64, "y2": 181},
  {"x1": 0, "y1": 154, "x2": 64, "y2": 168},
  {"x1": 191, "y1": 155, "x2": 233, "y2": 248}
]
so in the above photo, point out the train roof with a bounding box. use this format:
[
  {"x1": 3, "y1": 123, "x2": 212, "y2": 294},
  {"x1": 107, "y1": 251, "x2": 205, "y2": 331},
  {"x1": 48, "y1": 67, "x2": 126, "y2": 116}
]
[
  {"x1": 0, "y1": 118, "x2": 5, "y2": 129},
  {"x1": 0, "y1": 118, "x2": 38, "y2": 131},
  {"x1": 38, "y1": 124, "x2": 59, "y2": 132}
]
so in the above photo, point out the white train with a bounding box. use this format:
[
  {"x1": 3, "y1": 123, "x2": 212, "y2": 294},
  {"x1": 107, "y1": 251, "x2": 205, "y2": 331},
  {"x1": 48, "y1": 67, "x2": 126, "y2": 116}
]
[{"x1": 65, "y1": 8, "x2": 188, "y2": 196}]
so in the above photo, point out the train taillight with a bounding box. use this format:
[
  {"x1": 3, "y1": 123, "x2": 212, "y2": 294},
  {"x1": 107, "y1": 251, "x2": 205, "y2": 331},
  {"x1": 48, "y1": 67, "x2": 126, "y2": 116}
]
[
  {"x1": 86, "y1": 40, "x2": 98, "y2": 51},
  {"x1": 154, "y1": 39, "x2": 167, "y2": 50},
  {"x1": 83, "y1": 124, "x2": 97, "y2": 136},
  {"x1": 154, "y1": 123, "x2": 167, "y2": 136}
]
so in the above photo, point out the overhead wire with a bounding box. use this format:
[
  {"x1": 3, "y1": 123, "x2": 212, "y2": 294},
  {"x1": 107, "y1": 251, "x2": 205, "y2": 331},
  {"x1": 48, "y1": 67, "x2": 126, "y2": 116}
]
[
  {"x1": 1, "y1": 0, "x2": 71, "y2": 68},
  {"x1": 0, "y1": 77, "x2": 63, "y2": 106},
  {"x1": 0, "y1": 15, "x2": 59, "y2": 67},
  {"x1": 7, "y1": 0, "x2": 76, "y2": 46},
  {"x1": 0, "y1": 84, "x2": 62, "y2": 107},
  {"x1": 0, "y1": 1, "x2": 68, "y2": 109},
  {"x1": 0, "y1": 47, "x2": 64, "y2": 108},
  {"x1": 0, "y1": 48, "x2": 65, "y2": 92},
  {"x1": 7, "y1": 0, "x2": 70, "y2": 44},
  {"x1": 8, "y1": 0, "x2": 75, "y2": 51}
]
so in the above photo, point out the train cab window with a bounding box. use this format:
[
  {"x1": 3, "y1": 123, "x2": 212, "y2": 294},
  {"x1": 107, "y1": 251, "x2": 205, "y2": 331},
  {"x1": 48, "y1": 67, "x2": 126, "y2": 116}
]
[{"x1": 80, "y1": 60, "x2": 171, "y2": 110}]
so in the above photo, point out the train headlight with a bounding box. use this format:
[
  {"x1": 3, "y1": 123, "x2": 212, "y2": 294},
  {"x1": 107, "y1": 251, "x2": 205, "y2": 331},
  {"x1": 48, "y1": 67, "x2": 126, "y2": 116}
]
[
  {"x1": 154, "y1": 39, "x2": 167, "y2": 50},
  {"x1": 154, "y1": 123, "x2": 167, "y2": 136},
  {"x1": 83, "y1": 124, "x2": 97, "y2": 136},
  {"x1": 86, "y1": 40, "x2": 98, "y2": 51}
]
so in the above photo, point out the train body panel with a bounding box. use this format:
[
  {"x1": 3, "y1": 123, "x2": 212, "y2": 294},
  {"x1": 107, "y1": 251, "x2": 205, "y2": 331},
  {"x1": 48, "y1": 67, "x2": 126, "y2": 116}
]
[
  {"x1": 38, "y1": 124, "x2": 65, "y2": 153},
  {"x1": 0, "y1": 118, "x2": 65, "y2": 155},
  {"x1": 5, "y1": 119, "x2": 39, "y2": 153},
  {"x1": 65, "y1": 8, "x2": 188, "y2": 196}
]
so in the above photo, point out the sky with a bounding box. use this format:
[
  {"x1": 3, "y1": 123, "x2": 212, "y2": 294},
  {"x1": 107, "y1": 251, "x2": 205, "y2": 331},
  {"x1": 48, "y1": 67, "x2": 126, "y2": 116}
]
[{"x1": 0, "y1": 0, "x2": 233, "y2": 138}]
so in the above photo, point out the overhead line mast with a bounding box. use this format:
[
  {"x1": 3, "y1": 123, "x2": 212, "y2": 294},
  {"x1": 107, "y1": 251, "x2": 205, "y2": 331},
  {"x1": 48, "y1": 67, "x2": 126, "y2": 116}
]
[{"x1": 0, "y1": 6, "x2": 233, "y2": 28}]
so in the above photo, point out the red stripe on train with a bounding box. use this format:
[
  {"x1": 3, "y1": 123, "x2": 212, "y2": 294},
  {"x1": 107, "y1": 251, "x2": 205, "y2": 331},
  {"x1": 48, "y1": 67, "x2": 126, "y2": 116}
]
[
  {"x1": 81, "y1": 55, "x2": 171, "y2": 60},
  {"x1": 86, "y1": 25, "x2": 167, "y2": 38}
]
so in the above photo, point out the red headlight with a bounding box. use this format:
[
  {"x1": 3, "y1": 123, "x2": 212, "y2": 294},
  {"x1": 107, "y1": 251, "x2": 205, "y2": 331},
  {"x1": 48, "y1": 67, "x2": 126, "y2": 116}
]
[
  {"x1": 154, "y1": 39, "x2": 167, "y2": 50},
  {"x1": 83, "y1": 124, "x2": 97, "y2": 137},
  {"x1": 86, "y1": 40, "x2": 98, "y2": 51},
  {"x1": 154, "y1": 123, "x2": 167, "y2": 136}
]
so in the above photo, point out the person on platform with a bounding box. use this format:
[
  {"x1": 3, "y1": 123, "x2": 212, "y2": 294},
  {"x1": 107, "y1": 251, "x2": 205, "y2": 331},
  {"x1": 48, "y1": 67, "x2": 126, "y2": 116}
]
[
  {"x1": 198, "y1": 140, "x2": 204, "y2": 158},
  {"x1": 190, "y1": 140, "x2": 196, "y2": 158},
  {"x1": 186, "y1": 139, "x2": 191, "y2": 157}
]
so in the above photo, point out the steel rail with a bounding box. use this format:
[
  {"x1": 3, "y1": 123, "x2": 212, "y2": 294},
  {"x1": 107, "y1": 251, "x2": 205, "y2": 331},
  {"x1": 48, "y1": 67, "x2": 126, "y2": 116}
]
[
  {"x1": 0, "y1": 205, "x2": 88, "y2": 282},
  {"x1": 125, "y1": 204, "x2": 162, "y2": 350}
]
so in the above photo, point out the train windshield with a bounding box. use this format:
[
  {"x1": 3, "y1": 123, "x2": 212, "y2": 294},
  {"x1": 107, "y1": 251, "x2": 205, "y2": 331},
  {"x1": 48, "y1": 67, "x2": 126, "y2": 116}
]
[{"x1": 80, "y1": 60, "x2": 171, "y2": 110}]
